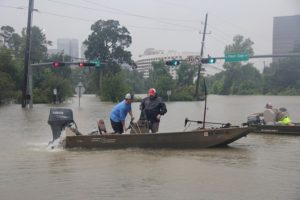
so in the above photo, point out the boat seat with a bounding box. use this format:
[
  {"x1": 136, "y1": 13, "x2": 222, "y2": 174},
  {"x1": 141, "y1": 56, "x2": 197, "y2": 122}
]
[{"x1": 98, "y1": 119, "x2": 107, "y2": 134}]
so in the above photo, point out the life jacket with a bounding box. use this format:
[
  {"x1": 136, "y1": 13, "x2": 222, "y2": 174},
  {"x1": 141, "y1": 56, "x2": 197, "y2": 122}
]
[{"x1": 279, "y1": 116, "x2": 292, "y2": 125}]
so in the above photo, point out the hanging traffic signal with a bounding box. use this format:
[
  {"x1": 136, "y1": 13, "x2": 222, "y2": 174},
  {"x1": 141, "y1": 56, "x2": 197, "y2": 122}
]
[
  {"x1": 78, "y1": 62, "x2": 96, "y2": 68},
  {"x1": 201, "y1": 58, "x2": 216, "y2": 64},
  {"x1": 165, "y1": 59, "x2": 181, "y2": 66},
  {"x1": 52, "y1": 61, "x2": 65, "y2": 67},
  {"x1": 93, "y1": 59, "x2": 101, "y2": 68}
]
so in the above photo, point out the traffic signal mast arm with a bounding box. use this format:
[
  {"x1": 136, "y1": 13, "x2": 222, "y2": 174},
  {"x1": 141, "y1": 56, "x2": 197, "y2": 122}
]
[
  {"x1": 165, "y1": 59, "x2": 181, "y2": 66},
  {"x1": 79, "y1": 62, "x2": 96, "y2": 67},
  {"x1": 165, "y1": 57, "x2": 217, "y2": 65}
]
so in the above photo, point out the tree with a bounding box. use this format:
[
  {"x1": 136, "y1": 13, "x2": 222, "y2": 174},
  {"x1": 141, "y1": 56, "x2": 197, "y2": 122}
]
[
  {"x1": 147, "y1": 61, "x2": 175, "y2": 99},
  {"x1": 207, "y1": 35, "x2": 263, "y2": 95},
  {"x1": 84, "y1": 20, "x2": 134, "y2": 96},
  {"x1": 22, "y1": 26, "x2": 51, "y2": 63},
  {"x1": 123, "y1": 68, "x2": 146, "y2": 94},
  {"x1": 176, "y1": 61, "x2": 195, "y2": 87},
  {"x1": 0, "y1": 46, "x2": 20, "y2": 103},
  {"x1": 263, "y1": 45, "x2": 300, "y2": 95},
  {"x1": 0, "y1": 26, "x2": 23, "y2": 58},
  {"x1": 0, "y1": 26, "x2": 15, "y2": 48},
  {"x1": 101, "y1": 72, "x2": 129, "y2": 102}
]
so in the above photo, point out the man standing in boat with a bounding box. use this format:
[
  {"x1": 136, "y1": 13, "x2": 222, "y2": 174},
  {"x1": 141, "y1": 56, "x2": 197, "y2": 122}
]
[
  {"x1": 140, "y1": 88, "x2": 167, "y2": 133},
  {"x1": 110, "y1": 93, "x2": 134, "y2": 134}
]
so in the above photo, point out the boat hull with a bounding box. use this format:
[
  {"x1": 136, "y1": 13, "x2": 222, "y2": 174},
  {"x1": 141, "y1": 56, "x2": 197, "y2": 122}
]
[
  {"x1": 64, "y1": 127, "x2": 251, "y2": 149},
  {"x1": 250, "y1": 124, "x2": 300, "y2": 135}
]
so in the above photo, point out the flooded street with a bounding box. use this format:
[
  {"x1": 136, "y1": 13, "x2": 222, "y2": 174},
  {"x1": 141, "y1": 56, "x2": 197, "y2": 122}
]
[{"x1": 0, "y1": 95, "x2": 300, "y2": 200}]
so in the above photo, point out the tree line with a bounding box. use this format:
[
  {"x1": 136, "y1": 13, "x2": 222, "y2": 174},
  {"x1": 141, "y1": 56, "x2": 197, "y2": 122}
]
[{"x1": 0, "y1": 21, "x2": 299, "y2": 104}]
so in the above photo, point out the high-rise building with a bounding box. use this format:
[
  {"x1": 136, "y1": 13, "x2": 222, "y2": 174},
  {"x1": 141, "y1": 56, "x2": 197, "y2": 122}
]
[
  {"x1": 57, "y1": 38, "x2": 79, "y2": 59},
  {"x1": 81, "y1": 43, "x2": 87, "y2": 59},
  {"x1": 272, "y1": 15, "x2": 300, "y2": 62}
]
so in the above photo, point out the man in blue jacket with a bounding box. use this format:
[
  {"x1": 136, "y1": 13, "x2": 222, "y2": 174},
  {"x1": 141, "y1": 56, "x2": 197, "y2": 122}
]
[
  {"x1": 140, "y1": 88, "x2": 167, "y2": 133},
  {"x1": 110, "y1": 93, "x2": 134, "y2": 134}
]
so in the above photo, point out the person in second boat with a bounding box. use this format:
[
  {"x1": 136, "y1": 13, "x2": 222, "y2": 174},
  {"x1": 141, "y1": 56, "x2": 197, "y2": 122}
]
[
  {"x1": 261, "y1": 102, "x2": 279, "y2": 125},
  {"x1": 140, "y1": 88, "x2": 167, "y2": 133},
  {"x1": 277, "y1": 107, "x2": 294, "y2": 126}
]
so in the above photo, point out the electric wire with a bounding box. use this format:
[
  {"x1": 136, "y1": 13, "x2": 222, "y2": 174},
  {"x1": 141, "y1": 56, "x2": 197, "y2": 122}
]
[{"x1": 47, "y1": 0, "x2": 199, "y2": 30}]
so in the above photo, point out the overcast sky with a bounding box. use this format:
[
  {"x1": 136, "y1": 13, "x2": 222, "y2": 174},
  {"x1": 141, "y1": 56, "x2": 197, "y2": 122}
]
[{"x1": 1, "y1": 0, "x2": 299, "y2": 70}]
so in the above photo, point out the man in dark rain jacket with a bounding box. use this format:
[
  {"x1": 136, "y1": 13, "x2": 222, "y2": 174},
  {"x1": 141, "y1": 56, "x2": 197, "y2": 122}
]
[{"x1": 140, "y1": 88, "x2": 167, "y2": 133}]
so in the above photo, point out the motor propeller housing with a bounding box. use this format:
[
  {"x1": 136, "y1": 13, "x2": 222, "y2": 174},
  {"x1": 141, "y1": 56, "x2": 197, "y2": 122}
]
[{"x1": 48, "y1": 108, "x2": 75, "y2": 142}]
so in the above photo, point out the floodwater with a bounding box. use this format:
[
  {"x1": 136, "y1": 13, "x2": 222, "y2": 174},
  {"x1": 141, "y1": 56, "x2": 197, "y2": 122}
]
[{"x1": 0, "y1": 95, "x2": 299, "y2": 200}]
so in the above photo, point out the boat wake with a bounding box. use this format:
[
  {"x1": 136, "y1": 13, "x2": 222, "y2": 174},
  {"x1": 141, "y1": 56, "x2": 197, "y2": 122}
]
[{"x1": 47, "y1": 130, "x2": 67, "y2": 150}]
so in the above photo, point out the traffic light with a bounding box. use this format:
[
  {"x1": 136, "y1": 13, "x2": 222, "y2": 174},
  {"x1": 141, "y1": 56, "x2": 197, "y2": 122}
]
[
  {"x1": 165, "y1": 59, "x2": 181, "y2": 66},
  {"x1": 201, "y1": 58, "x2": 216, "y2": 64},
  {"x1": 93, "y1": 59, "x2": 101, "y2": 68},
  {"x1": 52, "y1": 61, "x2": 65, "y2": 67},
  {"x1": 79, "y1": 62, "x2": 96, "y2": 68}
]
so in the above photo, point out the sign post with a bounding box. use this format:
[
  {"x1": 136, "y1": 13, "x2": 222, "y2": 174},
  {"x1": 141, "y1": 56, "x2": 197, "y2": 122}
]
[
  {"x1": 53, "y1": 88, "x2": 57, "y2": 104},
  {"x1": 167, "y1": 90, "x2": 172, "y2": 102},
  {"x1": 75, "y1": 82, "x2": 85, "y2": 107}
]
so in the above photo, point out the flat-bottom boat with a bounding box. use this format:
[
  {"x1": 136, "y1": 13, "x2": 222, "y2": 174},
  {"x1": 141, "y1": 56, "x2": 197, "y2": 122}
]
[
  {"x1": 48, "y1": 108, "x2": 252, "y2": 149},
  {"x1": 245, "y1": 114, "x2": 300, "y2": 135},
  {"x1": 248, "y1": 124, "x2": 300, "y2": 135}
]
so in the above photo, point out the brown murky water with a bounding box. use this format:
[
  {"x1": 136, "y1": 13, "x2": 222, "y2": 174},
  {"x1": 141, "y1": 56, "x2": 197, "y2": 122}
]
[{"x1": 0, "y1": 95, "x2": 299, "y2": 200}]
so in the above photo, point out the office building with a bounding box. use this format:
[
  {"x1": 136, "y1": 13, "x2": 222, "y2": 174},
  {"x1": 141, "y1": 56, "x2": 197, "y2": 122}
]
[
  {"x1": 273, "y1": 15, "x2": 300, "y2": 62},
  {"x1": 57, "y1": 38, "x2": 79, "y2": 59},
  {"x1": 135, "y1": 48, "x2": 199, "y2": 79}
]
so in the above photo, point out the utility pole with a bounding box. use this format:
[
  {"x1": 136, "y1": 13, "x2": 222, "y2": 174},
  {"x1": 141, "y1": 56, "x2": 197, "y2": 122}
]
[
  {"x1": 195, "y1": 13, "x2": 208, "y2": 99},
  {"x1": 21, "y1": 0, "x2": 34, "y2": 108}
]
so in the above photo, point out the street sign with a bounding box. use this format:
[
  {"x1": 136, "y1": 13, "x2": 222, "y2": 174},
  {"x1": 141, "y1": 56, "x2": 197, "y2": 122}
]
[
  {"x1": 75, "y1": 82, "x2": 85, "y2": 97},
  {"x1": 225, "y1": 53, "x2": 249, "y2": 62},
  {"x1": 185, "y1": 56, "x2": 201, "y2": 65}
]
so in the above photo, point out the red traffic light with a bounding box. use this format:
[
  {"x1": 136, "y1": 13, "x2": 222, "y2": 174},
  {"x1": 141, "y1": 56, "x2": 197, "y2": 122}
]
[
  {"x1": 52, "y1": 61, "x2": 65, "y2": 67},
  {"x1": 79, "y1": 62, "x2": 96, "y2": 68}
]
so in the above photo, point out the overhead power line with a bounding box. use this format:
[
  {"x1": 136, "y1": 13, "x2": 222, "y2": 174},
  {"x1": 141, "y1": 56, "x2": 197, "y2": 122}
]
[
  {"x1": 47, "y1": 0, "x2": 199, "y2": 30},
  {"x1": 0, "y1": 4, "x2": 198, "y2": 32}
]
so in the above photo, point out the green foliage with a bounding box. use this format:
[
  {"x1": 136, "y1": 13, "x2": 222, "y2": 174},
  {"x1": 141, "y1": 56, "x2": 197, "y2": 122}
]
[
  {"x1": 0, "y1": 72, "x2": 15, "y2": 103},
  {"x1": 147, "y1": 61, "x2": 175, "y2": 99},
  {"x1": 176, "y1": 61, "x2": 195, "y2": 87},
  {"x1": 208, "y1": 34, "x2": 263, "y2": 95},
  {"x1": 263, "y1": 54, "x2": 300, "y2": 95},
  {"x1": 0, "y1": 47, "x2": 20, "y2": 103},
  {"x1": 224, "y1": 35, "x2": 254, "y2": 56},
  {"x1": 0, "y1": 25, "x2": 76, "y2": 104},
  {"x1": 21, "y1": 26, "x2": 51, "y2": 63},
  {"x1": 84, "y1": 20, "x2": 132, "y2": 62},
  {"x1": 123, "y1": 69, "x2": 146, "y2": 94},
  {"x1": 208, "y1": 64, "x2": 263, "y2": 95},
  {"x1": 101, "y1": 72, "x2": 129, "y2": 102},
  {"x1": 33, "y1": 74, "x2": 73, "y2": 103},
  {"x1": 84, "y1": 19, "x2": 134, "y2": 95},
  {"x1": 171, "y1": 85, "x2": 195, "y2": 101},
  {"x1": 0, "y1": 26, "x2": 15, "y2": 48}
]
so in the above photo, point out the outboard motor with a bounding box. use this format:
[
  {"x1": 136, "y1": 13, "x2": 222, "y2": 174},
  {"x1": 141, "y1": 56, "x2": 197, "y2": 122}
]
[
  {"x1": 48, "y1": 108, "x2": 75, "y2": 142},
  {"x1": 247, "y1": 114, "x2": 261, "y2": 125}
]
